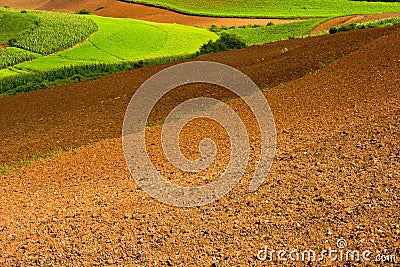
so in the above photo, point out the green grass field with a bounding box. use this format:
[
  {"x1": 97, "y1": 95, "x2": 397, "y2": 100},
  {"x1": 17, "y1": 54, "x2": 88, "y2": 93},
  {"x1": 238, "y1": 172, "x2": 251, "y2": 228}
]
[
  {"x1": 123, "y1": 0, "x2": 400, "y2": 18},
  {"x1": 223, "y1": 19, "x2": 327, "y2": 45},
  {"x1": 0, "y1": 11, "x2": 217, "y2": 78}
]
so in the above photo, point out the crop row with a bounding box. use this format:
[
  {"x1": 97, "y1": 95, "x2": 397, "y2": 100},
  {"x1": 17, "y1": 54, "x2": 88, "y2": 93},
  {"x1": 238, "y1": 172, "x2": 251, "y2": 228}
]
[
  {"x1": 0, "y1": 48, "x2": 37, "y2": 69},
  {"x1": 10, "y1": 12, "x2": 98, "y2": 55}
]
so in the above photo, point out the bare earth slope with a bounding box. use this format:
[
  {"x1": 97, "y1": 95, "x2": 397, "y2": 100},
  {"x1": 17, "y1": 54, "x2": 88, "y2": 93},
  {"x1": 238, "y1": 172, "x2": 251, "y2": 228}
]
[
  {"x1": 0, "y1": 26, "x2": 398, "y2": 166},
  {"x1": 0, "y1": 26, "x2": 399, "y2": 265}
]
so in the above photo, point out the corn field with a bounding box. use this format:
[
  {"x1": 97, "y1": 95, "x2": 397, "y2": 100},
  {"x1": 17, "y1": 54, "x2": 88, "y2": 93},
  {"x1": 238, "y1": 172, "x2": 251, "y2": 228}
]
[
  {"x1": 10, "y1": 12, "x2": 98, "y2": 55},
  {"x1": 0, "y1": 48, "x2": 36, "y2": 69}
]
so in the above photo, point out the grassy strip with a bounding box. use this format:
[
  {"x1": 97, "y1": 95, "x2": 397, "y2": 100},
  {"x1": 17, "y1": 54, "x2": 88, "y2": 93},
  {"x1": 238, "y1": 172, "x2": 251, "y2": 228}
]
[
  {"x1": 329, "y1": 17, "x2": 400, "y2": 33},
  {"x1": 222, "y1": 19, "x2": 327, "y2": 45},
  {"x1": 0, "y1": 149, "x2": 67, "y2": 175},
  {"x1": 121, "y1": 0, "x2": 400, "y2": 18},
  {"x1": 0, "y1": 54, "x2": 192, "y2": 97}
]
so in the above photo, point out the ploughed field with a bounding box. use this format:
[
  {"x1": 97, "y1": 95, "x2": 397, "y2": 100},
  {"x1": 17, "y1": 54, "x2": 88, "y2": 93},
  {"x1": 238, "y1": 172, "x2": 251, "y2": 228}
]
[{"x1": 0, "y1": 24, "x2": 399, "y2": 265}]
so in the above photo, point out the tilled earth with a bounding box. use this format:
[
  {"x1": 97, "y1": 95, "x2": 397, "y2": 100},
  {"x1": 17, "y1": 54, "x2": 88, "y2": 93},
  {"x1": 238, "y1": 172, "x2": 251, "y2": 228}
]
[{"x1": 0, "y1": 26, "x2": 399, "y2": 266}]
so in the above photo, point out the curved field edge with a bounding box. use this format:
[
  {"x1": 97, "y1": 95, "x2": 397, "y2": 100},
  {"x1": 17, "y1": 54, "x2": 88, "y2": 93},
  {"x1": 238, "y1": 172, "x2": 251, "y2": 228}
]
[
  {"x1": 121, "y1": 0, "x2": 400, "y2": 18},
  {"x1": 9, "y1": 11, "x2": 97, "y2": 55},
  {"x1": 0, "y1": 15, "x2": 217, "y2": 78},
  {"x1": 0, "y1": 8, "x2": 97, "y2": 55}
]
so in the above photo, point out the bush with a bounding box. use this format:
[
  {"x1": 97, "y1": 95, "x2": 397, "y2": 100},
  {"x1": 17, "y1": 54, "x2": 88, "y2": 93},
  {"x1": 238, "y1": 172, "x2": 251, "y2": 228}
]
[
  {"x1": 76, "y1": 9, "x2": 91, "y2": 15},
  {"x1": 209, "y1": 24, "x2": 230, "y2": 33},
  {"x1": 329, "y1": 23, "x2": 358, "y2": 34},
  {"x1": 329, "y1": 27, "x2": 338, "y2": 34},
  {"x1": 196, "y1": 33, "x2": 247, "y2": 56}
]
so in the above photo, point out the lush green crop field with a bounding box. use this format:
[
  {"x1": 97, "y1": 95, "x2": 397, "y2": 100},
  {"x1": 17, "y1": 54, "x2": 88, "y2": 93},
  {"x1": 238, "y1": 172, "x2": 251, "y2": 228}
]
[
  {"x1": 10, "y1": 11, "x2": 97, "y2": 55},
  {"x1": 124, "y1": 0, "x2": 400, "y2": 18},
  {"x1": 0, "y1": 14, "x2": 217, "y2": 78},
  {"x1": 224, "y1": 19, "x2": 327, "y2": 45},
  {"x1": 0, "y1": 9, "x2": 38, "y2": 45}
]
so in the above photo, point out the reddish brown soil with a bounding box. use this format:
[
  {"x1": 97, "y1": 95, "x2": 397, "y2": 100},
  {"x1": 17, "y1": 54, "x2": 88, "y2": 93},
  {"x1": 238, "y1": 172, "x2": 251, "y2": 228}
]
[
  {"x1": 2, "y1": 26, "x2": 397, "y2": 167},
  {"x1": 0, "y1": 0, "x2": 302, "y2": 27},
  {"x1": 312, "y1": 12, "x2": 400, "y2": 33},
  {"x1": 0, "y1": 0, "x2": 48, "y2": 9},
  {"x1": 0, "y1": 25, "x2": 399, "y2": 265}
]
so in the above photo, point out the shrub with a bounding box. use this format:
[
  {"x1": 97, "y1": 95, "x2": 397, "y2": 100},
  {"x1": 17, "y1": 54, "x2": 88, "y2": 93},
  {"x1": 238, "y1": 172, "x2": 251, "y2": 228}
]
[
  {"x1": 329, "y1": 27, "x2": 338, "y2": 34},
  {"x1": 209, "y1": 24, "x2": 229, "y2": 33},
  {"x1": 196, "y1": 33, "x2": 247, "y2": 56},
  {"x1": 76, "y1": 9, "x2": 91, "y2": 15}
]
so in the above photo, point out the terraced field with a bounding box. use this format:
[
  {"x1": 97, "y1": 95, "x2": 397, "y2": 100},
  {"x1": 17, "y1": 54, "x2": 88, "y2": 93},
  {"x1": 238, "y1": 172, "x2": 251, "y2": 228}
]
[
  {"x1": 123, "y1": 0, "x2": 400, "y2": 18},
  {"x1": 0, "y1": 9, "x2": 217, "y2": 79}
]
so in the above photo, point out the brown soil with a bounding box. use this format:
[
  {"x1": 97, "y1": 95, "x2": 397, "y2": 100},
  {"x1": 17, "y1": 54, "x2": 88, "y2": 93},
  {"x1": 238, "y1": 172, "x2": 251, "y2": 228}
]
[
  {"x1": 312, "y1": 12, "x2": 400, "y2": 33},
  {"x1": 0, "y1": 0, "x2": 303, "y2": 27},
  {"x1": 0, "y1": 0, "x2": 49, "y2": 9},
  {"x1": 0, "y1": 25, "x2": 399, "y2": 265}
]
